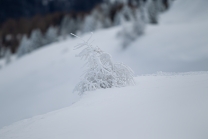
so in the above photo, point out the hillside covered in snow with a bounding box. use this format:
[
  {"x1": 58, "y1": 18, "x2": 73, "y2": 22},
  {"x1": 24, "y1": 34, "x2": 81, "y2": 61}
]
[{"x1": 0, "y1": 0, "x2": 208, "y2": 138}]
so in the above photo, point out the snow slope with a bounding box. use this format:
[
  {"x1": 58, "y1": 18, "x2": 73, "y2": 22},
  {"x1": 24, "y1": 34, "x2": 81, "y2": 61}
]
[
  {"x1": 0, "y1": 28, "x2": 120, "y2": 129},
  {"x1": 0, "y1": 0, "x2": 208, "y2": 133},
  {"x1": 0, "y1": 72, "x2": 208, "y2": 139},
  {"x1": 118, "y1": 0, "x2": 208, "y2": 74}
]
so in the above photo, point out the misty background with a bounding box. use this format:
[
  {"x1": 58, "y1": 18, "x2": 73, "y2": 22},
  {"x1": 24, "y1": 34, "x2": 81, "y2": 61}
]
[{"x1": 0, "y1": 0, "x2": 171, "y2": 61}]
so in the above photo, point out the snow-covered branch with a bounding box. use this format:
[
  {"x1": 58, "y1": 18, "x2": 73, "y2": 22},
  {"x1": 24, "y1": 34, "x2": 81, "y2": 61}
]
[{"x1": 72, "y1": 33, "x2": 135, "y2": 94}]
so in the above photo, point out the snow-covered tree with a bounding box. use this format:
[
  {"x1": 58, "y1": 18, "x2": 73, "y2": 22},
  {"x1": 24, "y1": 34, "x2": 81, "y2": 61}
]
[
  {"x1": 114, "y1": 4, "x2": 134, "y2": 26},
  {"x1": 114, "y1": 10, "x2": 124, "y2": 26},
  {"x1": 60, "y1": 16, "x2": 77, "y2": 39},
  {"x1": 60, "y1": 16, "x2": 70, "y2": 39},
  {"x1": 72, "y1": 33, "x2": 135, "y2": 94},
  {"x1": 30, "y1": 29, "x2": 44, "y2": 50},
  {"x1": 100, "y1": 3, "x2": 112, "y2": 28},
  {"x1": 133, "y1": 8, "x2": 146, "y2": 35},
  {"x1": 0, "y1": 45, "x2": 6, "y2": 58},
  {"x1": 82, "y1": 15, "x2": 97, "y2": 33},
  {"x1": 121, "y1": 4, "x2": 135, "y2": 21},
  {"x1": 17, "y1": 35, "x2": 32, "y2": 57},
  {"x1": 5, "y1": 48, "x2": 11, "y2": 64},
  {"x1": 114, "y1": 2, "x2": 134, "y2": 26},
  {"x1": 157, "y1": 0, "x2": 166, "y2": 12},
  {"x1": 146, "y1": 0, "x2": 160, "y2": 24},
  {"x1": 139, "y1": 0, "x2": 149, "y2": 23},
  {"x1": 82, "y1": 5, "x2": 112, "y2": 33},
  {"x1": 119, "y1": 7, "x2": 146, "y2": 48},
  {"x1": 167, "y1": 0, "x2": 173, "y2": 8},
  {"x1": 44, "y1": 26, "x2": 58, "y2": 44},
  {"x1": 17, "y1": 32, "x2": 43, "y2": 57}
]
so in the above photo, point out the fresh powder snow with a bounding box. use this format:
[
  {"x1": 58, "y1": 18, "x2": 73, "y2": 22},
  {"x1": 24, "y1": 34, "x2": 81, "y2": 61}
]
[
  {"x1": 0, "y1": 72, "x2": 208, "y2": 139},
  {"x1": 0, "y1": 0, "x2": 208, "y2": 138}
]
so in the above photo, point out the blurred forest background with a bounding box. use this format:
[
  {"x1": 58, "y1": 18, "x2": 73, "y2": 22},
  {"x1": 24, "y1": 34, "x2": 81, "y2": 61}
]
[{"x1": 0, "y1": 0, "x2": 171, "y2": 60}]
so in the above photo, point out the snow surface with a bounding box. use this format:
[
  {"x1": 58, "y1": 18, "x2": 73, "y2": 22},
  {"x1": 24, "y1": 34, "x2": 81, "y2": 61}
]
[
  {"x1": 0, "y1": 0, "x2": 208, "y2": 138},
  {"x1": 118, "y1": 0, "x2": 208, "y2": 74},
  {"x1": 0, "y1": 72, "x2": 208, "y2": 139}
]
